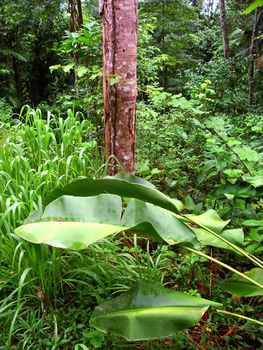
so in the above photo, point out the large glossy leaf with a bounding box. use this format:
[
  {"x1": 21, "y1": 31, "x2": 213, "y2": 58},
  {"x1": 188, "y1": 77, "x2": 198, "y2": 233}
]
[
  {"x1": 223, "y1": 268, "x2": 263, "y2": 297},
  {"x1": 90, "y1": 280, "x2": 221, "y2": 341},
  {"x1": 15, "y1": 195, "x2": 199, "y2": 249},
  {"x1": 15, "y1": 194, "x2": 127, "y2": 249},
  {"x1": 34, "y1": 194, "x2": 122, "y2": 224},
  {"x1": 43, "y1": 173, "x2": 184, "y2": 213},
  {"x1": 15, "y1": 221, "x2": 127, "y2": 250},
  {"x1": 186, "y1": 210, "x2": 229, "y2": 234},
  {"x1": 123, "y1": 199, "x2": 199, "y2": 248},
  {"x1": 195, "y1": 228, "x2": 244, "y2": 252}
]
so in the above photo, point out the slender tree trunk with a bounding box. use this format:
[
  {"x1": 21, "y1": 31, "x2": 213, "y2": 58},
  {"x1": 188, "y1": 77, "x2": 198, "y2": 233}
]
[
  {"x1": 12, "y1": 57, "x2": 21, "y2": 106},
  {"x1": 248, "y1": 8, "x2": 260, "y2": 106},
  {"x1": 161, "y1": 0, "x2": 167, "y2": 91},
  {"x1": 69, "y1": 0, "x2": 77, "y2": 32},
  {"x1": 102, "y1": 0, "x2": 138, "y2": 175},
  {"x1": 219, "y1": 0, "x2": 230, "y2": 59},
  {"x1": 77, "y1": 0, "x2": 83, "y2": 29},
  {"x1": 68, "y1": 0, "x2": 83, "y2": 98},
  {"x1": 68, "y1": 0, "x2": 83, "y2": 31}
]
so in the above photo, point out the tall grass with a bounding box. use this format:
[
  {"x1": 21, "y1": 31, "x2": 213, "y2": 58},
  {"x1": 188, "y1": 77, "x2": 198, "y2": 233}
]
[
  {"x1": 0, "y1": 107, "x2": 106, "y2": 347},
  {"x1": 0, "y1": 107, "x2": 177, "y2": 349}
]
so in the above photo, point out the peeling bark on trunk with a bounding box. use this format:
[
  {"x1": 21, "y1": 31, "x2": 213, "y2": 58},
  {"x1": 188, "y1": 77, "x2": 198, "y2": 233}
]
[
  {"x1": 248, "y1": 8, "x2": 260, "y2": 107},
  {"x1": 102, "y1": 0, "x2": 138, "y2": 175},
  {"x1": 219, "y1": 0, "x2": 230, "y2": 59}
]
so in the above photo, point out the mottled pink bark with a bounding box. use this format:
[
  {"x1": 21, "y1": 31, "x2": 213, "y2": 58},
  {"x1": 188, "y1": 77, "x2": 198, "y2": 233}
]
[{"x1": 102, "y1": 0, "x2": 138, "y2": 175}]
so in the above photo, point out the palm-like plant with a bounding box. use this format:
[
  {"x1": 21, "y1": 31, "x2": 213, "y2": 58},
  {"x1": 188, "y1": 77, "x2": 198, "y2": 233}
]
[{"x1": 15, "y1": 173, "x2": 263, "y2": 340}]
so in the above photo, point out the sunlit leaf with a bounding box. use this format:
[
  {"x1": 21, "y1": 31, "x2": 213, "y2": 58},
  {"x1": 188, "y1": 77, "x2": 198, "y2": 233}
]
[
  {"x1": 76, "y1": 66, "x2": 89, "y2": 78},
  {"x1": 243, "y1": 0, "x2": 263, "y2": 14},
  {"x1": 242, "y1": 175, "x2": 263, "y2": 188},
  {"x1": 49, "y1": 64, "x2": 62, "y2": 73},
  {"x1": 15, "y1": 194, "x2": 199, "y2": 249},
  {"x1": 195, "y1": 228, "x2": 244, "y2": 252},
  {"x1": 62, "y1": 63, "x2": 75, "y2": 73},
  {"x1": 186, "y1": 209, "x2": 229, "y2": 234},
  {"x1": 15, "y1": 194, "x2": 127, "y2": 250}
]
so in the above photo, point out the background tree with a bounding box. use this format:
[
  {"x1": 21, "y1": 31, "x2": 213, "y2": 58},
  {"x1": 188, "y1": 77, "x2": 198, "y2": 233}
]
[
  {"x1": 0, "y1": 0, "x2": 65, "y2": 108},
  {"x1": 248, "y1": 7, "x2": 261, "y2": 106},
  {"x1": 102, "y1": 0, "x2": 138, "y2": 174},
  {"x1": 219, "y1": 0, "x2": 230, "y2": 58},
  {"x1": 69, "y1": 0, "x2": 83, "y2": 31}
]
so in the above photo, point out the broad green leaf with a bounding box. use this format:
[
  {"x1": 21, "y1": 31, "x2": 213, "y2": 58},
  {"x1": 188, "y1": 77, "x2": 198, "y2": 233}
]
[
  {"x1": 15, "y1": 222, "x2": 127, "y2": 250},
  {"x1": 223, "y1": 268, "x2": 263, "y2": 297},
  {"x1": 186, "y1": 209, "x2": 229, "y2": 234},
  {"x1": 242, "y1": 219, "x2": 263, "y2": 227},
  {"x1": 76, "y1": 66, "x2": 89, "y2": 78},
  {"x1": 15, "y1": 194, "x2": 127, "y2": 250},
  {"x1": 233, "y1": 146, "x2": 261, "y2": 162},
  {"x1": 214, "y1": 183, "x2": 259, "y2": 199},
  {"x1": 243, "y1": 0, "x2": 263, "y2": 14},
  {"x1": 62, "y1": 63, "x2": 75, "y2": 73},
  {"x1": 16, "y1": 194, "x2": 198, "y2": 249},
  {"x1": 223, "y1": 169, "x2": 243, "y2": 179},
  {"x1": 122, "y1": 199, "x2": 199, "y2": 248},
  {"x1": 108, "y1": 74, "x2": 121, "y2": 86},
  {"x1": 195, "y1": 228, "x2": 244, "y2": 252},
  {"x1": 221, "y1": 229, "x2": 244, "y2": 247},
  {"x1": 205, "y1": 117, "x2": 225, "y2": 131},
  {"x1": 90, "y1": 280, "x2": 221, "y2": 341},
  {"x1": 44, "y1": 173, "x2": 184, "y2": 213},
  {"x1": 242, "y1": 175, "x2": 263, "y2": 188},
  {"x1": 34, "y1": 195, "x2": 122, "y2": 224},
  {"x1": 224, "y1": 193, "x2": 235, "y2": 200},
  {"x1": 49, "y1": 64, "x2": 62, "y2": 73}
]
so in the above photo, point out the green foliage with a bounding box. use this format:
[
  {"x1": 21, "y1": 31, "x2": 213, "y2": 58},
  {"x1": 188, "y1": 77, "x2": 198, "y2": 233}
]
[
  {"x1": 224, "y1": 268, "x2": 263, "y2": 297},
  {"x1": 0, "y1": 98, "x2": 13, "y2": 124},
  {"x1": 0, "y1": 0, "x2": 66, "y2": 108},
  {"x1": 49, "y1": 16, "x2": 103, "y2": 125},
  {"x1": 14, "y1": 174, "x2": 263, "y2": 343},
  {"x1": 243, "y1": 0, "x2": 263, "y2": 14},
  {"x1": 90, "y1": 280, "x2": 220, "y2": 341}
]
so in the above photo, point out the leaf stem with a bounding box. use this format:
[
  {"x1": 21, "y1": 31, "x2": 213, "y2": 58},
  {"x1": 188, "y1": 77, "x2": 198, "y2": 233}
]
[
  {"x1": 184, "y1": 215, "x2": 263, "y2": 269},
  {"x1": 186, "y1": 247, "x2": 263, "y2": 291},
  {"x1": 216, "y1": 309, "x2": 263, "y2": 326}
]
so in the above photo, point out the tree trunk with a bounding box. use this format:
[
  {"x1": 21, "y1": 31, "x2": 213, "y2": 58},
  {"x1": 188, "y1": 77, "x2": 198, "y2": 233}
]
[
  {"x1": 68, "y1": 0, "x2": 83, "y2": 98},
  {"x1": 219, "y1": 0, "x2": 230, "y2": 59},
  {"x1": 12, "y1": 57, "x2": 21, "y2": 106},
  {"x1": 102, "y1": 0, "x2": 138, "y2": 175},
  {"x1": 77, "y1": 0, "x2": 83, "y2": 29},
  {"x1": 248, "y1": 8, "x2": 260, "y2": 106},
  {"x1": 69, "y1": 0, "x2": 83, "y2": 32}
]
